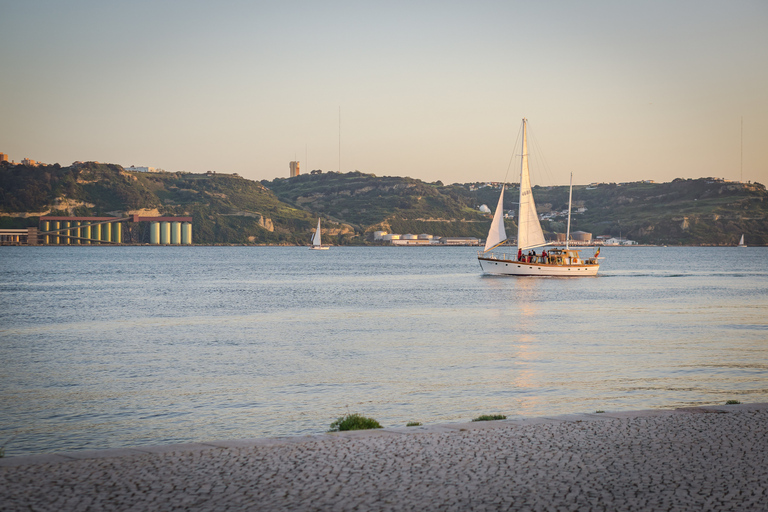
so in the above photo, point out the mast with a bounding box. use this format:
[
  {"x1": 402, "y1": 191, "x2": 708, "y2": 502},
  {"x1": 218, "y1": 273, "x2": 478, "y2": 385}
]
[
  {"x1": 566, "y1": 172, "x2": 573, "y2": 250},
  {"x1": 516, "y1": 118, "x2": 546, "y2": 251},
  {"x1": 517, "y1": 119, "x2": 527, "y2": 248}
]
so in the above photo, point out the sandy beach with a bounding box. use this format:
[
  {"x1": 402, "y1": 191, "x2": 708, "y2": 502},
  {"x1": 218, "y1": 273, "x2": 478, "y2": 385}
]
[{"x1": 1, "y1": 403, "x2": 766, "y2": 511}]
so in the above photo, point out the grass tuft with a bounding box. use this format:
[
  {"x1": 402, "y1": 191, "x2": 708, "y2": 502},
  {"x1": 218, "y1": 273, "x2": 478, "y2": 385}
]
[
  {"x1": 471, "y1": 414, "x2": 507, "y2": 422},
  {"x1": 328, "y1": 413, "x2": 383, "y2": 432},
  {"x1": 725, "y1": 400, "x2": 741, "y2": 405},
  {"x1": 406, "y1": 421, "x2": 422, "y2": 427},
  {"x1": 595, "y1": 410, "x2": 605, "y2": 413}
]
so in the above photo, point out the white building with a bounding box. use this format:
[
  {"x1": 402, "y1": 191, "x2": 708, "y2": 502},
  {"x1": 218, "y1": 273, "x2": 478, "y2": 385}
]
[{"x1": 125, "y1": 166, "x2": 157, "y2": 173}]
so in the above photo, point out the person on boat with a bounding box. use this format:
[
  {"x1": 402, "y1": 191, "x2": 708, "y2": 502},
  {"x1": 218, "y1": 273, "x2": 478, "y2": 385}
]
[
  {"x1": 541, "y1": 249, "x2": 547, "y2": 264},
  {"x1": 517, "y1": 248, "x2": 522, "y2": 262}
]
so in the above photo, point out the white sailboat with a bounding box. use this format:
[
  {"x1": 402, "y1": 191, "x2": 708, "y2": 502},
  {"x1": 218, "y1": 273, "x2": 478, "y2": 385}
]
[
  {"x1": 309, "y1": 217, "x2": 329, "y2": 250},
  {"x1": 477, "y1": 118, "x2": 600, "y2": 276},
  {"x1": 738, "y1": 234, "x2": 747, "y2": 247}
]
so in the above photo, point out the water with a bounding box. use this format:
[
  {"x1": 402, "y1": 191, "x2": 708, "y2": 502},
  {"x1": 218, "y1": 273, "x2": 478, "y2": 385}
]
[{"x1": 1, "y1": 246, "x2": 767, "y2": 457}]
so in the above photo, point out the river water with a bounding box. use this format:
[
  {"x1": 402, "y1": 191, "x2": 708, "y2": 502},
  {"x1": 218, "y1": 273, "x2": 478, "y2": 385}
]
[{"x1": 1, "y1": 246, "x2": 766, "y2": 456}]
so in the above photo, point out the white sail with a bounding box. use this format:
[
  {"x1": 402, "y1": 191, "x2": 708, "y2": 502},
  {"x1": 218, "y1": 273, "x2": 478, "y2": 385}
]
[
  {"x1": 738, "y1": 234, "x2": 746, "y2": 247},
  {"x1": 517, "y1": 119, "x2": 546, "y2": 251},
  {"x1": 483, "y1": 185, "x2": 507, "y2": 252},
  {"x1": 312, "y1": 218, "x2": 322, "y2": 246}
]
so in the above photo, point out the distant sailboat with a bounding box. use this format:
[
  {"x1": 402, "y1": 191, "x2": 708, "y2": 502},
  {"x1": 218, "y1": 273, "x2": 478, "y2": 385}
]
[
  {"x1": 477, "y1": 118, "x2": 600, "y2": 276},
  {"x1": 738, "y1": 234, "x2": 747, "y2": 247},
  {"x1": 309, "y1": 218, "x2": 329, "y2": 250}
]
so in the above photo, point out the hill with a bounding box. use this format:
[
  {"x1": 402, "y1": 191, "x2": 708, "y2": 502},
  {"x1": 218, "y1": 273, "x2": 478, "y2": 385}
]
[
  {"x1": 2, "y1": 161, "x2": 766, "y2": 245},
  {"x1": 0, "y1": 162, "x2": 356, "y2": 245},
  {"x1": 262, "y1": 171, "x2": 492, "y2": 239},
  {"x1": 464, "y1": 178, "x2": 768, "y2": 246},
  {"x1": 265, "y1": 172, "x2": 768, "y2": 246}
]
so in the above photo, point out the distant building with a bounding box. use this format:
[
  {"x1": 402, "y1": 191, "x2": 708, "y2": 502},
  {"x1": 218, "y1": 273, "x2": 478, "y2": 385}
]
[
  {"x1": 479, "y1": 204, "x2": 491, "y2": 213},
  {"x1": 439, "y1": 237, "x2": 480, "y2": 246},
  {"x1": 289, "y1": 161, "x2": 300, "y2": 177},
  {"x1": 21, "y1": 158, "x2": 38, "y2": 166},
  {"x1": 0, "y1": 153, "x2": 8, "y2": 163},
  {"x1": 125, "y1": 166, "x2": 158, "y2": 173},
  {"x1": 604, "y1": 237, "x2": 636, "y2": 246}
]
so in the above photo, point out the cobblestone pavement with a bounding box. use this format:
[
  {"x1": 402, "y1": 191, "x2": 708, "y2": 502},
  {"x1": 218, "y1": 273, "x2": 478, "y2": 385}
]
[{"x1": 2, "y1": 404, "x2": 766, "y2": 511}]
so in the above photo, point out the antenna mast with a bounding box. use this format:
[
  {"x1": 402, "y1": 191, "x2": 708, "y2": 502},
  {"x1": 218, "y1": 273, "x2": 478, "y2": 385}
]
[
  {"x1": 740, "y1": 116, "x2": 743, "y2": 182},
  {"x1": 338, "y1": 106, "x2": 341, "y2": 173}
]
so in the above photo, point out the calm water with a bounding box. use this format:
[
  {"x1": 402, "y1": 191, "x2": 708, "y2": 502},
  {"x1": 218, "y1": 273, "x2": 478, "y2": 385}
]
[{"x1": 1, "y1": 246, "x2": 767, "y2": 457}]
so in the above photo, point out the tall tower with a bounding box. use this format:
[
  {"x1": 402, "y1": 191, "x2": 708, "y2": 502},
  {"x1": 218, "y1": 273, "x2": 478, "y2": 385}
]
[{"x1": 289, "y1": 161, "x2": 300, "y2": 177}]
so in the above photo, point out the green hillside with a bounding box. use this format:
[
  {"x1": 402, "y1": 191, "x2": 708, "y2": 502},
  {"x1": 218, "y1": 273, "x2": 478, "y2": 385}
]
[
  {"x1": 0, "y1": 162, "x2": 355, "y2": 245},
  {"x1": 262, "y1": 171, "x2": 492, "y2": 238},
  {"x1": 464, "y1": 178, "x2": 768, "y2": 246},
  {"x1": 2, "y1": 160, "x2": 766, "y2": 245}
]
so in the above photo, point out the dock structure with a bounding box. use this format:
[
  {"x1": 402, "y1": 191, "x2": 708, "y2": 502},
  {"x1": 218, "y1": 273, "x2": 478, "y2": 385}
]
[{"x1": 37, "y1": 215, "x2": 193, "y2": 245}]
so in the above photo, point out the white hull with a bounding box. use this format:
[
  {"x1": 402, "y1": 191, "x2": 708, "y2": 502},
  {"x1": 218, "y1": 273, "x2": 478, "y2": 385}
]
[
  {"x1": 478, "y1": 255, "x2": 599, "y2": 276},
  {"x1": 309, "y1": 245, "x2": 329, "y2": 250}
]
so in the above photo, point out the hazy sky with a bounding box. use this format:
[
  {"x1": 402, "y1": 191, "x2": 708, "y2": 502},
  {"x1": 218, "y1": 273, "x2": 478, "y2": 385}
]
[{"x1": 2, "y1": 0, "x2": 766, "y2": 186}]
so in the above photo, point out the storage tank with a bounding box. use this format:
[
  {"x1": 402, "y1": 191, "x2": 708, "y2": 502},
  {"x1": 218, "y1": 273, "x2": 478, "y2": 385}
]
[
  {"x1": 113, "y1": 222, "x2": 122, "y2": 244},
  {"x1": 571, "y1": 231, "x2": 592, "y2": 242},
  {"x1": 64, "y1": 222, "x2": 71, "y2": 245},
  {"x1": 83, "y1": 224, "x2": 91, "y2": 245},
  {"x1": 43, "y1": 221, "x2": 50, "y2": 245},
  {"x1": 182, "y1": 222, "x2": 192, "y2": 245},
  {"x1": 171, "y1": 222, "x2": 181, "y2": 245},
  {"x1": 103, "y1": 222, "x2": 112, "y2": 243},
  {"x1": 53, "y1": 221, "x2": 60, "y2": 244},
  {"x1": 403, "y1": 234, "x2": 417, "y2": 240},
  {"x1": 161, "y1": 222, "x2": 171, "y2": 244},
  {"x1": 150, "y1": 222, "x2": 160, "y2": 245},
  {"x1": 92, "y1": 223, "x2": 101, "y2": 244},
  {"x1": 418, "y1": 233, "x2": 431, "y2": 240}
]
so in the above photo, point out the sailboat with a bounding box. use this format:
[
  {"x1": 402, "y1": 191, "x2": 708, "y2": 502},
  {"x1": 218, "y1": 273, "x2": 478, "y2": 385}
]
[
  {"x1": 738, "y1": 234, "x2": 747, "y2": 247},
  {"x1": 309, "y1": 218, "x2": 329, "y2": 250},
  {"x1": 477, "y1": 118, "x2": 600, "y2": 276}
]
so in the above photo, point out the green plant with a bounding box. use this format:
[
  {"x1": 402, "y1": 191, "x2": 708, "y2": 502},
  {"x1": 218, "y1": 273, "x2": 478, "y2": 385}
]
[
  {"x1": 595, "y1": 410, "x2": 605, "y2": 413},
  {"x1": 328, "y1": 413, "x2": 383, "y2": 432},
  {"x1": 471, "y1": 414, "x2": 507, "y2": 422},
  {"x1": 725, "y1": 400, "x2": 741, "y2": 405},
  {"x1": 406, "y1": 421, "x2": 422, "y2": 427}
]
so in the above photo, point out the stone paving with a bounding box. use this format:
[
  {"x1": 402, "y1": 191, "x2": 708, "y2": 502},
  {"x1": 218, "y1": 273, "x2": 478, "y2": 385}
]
[{"x1": 1, "y1": 403, "x2": 767, "y2": 511}]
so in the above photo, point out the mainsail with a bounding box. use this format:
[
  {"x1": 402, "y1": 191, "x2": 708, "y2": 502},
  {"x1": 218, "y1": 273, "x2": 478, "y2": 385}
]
[
  {"x1": 516, "y1": 119, "x2": 546, "y2": 251},
  {"x1": 483, "y1": 185, "x2": 507, "y2": 252},
  {"x1": 312, "y1": 218, "x2": 322, "y2": 246}
]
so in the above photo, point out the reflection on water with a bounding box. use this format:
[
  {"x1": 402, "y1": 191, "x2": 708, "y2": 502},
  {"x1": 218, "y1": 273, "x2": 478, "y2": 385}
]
[{"x1": 1, "y1": 246, "x2": 767, "y2": 456}]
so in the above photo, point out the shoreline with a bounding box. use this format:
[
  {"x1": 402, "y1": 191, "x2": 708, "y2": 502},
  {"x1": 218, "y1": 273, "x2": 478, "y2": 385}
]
[{"x1": 2, "y1": 403, "x2": 766, "y2": 510}]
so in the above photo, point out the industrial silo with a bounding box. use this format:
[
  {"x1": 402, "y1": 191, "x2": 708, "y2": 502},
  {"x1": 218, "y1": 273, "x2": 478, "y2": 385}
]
[
  {"x1": 161, "y1": 222, "x2": 171, "y2": 244},
  {"x1": 150, "y1": 222, "x2": 160, "y2": 245},
  {"x1": 171, "y1": 222, "x2": 181, "y2": 245},
  {"x1": 182, "y1": 222, "x2": 192, "y2": 245}
]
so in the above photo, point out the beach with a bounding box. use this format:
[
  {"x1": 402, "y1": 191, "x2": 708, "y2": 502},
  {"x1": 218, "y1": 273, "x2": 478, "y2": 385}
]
[{"x1": 2, "y1": 403, "x2": 766, "y2": 511}]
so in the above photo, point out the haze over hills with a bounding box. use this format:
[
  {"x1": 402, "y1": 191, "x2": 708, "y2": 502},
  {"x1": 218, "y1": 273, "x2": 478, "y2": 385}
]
[{"x1": 1, "y1": 161, "x2": 766, "y2": 246}]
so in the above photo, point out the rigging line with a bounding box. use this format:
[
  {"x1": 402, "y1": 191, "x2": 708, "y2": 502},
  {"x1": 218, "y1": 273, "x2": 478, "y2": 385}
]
[
  {"x1": 503, "y1": 120, "x2": 524, "y2": 186},
  {"x1": 526, "y1": 122, "x2": 556, "y2": 187}
]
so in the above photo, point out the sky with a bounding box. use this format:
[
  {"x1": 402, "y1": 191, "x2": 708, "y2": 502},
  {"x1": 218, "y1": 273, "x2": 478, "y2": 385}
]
[{"x1": 1, "y1": 0, "x2": 766, "y2": 186}]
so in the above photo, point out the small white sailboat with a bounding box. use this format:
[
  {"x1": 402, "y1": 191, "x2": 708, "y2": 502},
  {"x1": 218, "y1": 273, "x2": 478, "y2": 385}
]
[
  {"x1": 478, "y1": 118, "x2": 600, "y2": 276},
  {"x1": 309, "y1": 218, "x2": 329, "y2": 250},
  {"x1": 738, "y1": 234, "x2": 747, "y2": 247}
]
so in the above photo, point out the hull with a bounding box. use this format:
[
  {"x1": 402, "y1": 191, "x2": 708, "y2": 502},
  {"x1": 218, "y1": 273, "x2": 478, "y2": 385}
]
[
  {"x1": 309, "y1": 245, "x2": 329, "y2": 250},
  {"x1": 478, "y1": 256, "x2": 599, "y2": 276}
]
